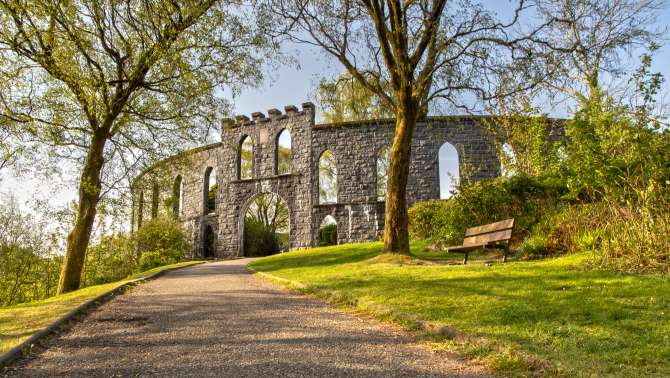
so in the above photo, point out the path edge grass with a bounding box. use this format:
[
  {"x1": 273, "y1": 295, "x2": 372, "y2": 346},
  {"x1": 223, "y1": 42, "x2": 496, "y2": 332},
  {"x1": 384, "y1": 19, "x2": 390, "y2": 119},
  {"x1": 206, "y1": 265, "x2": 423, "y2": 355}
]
[
  {"x1": 0, "y1": 261, "x2": 205, "y2": 368},
  {"x1": 247, "y1": 265, "x2": 555, "y2": 377}
]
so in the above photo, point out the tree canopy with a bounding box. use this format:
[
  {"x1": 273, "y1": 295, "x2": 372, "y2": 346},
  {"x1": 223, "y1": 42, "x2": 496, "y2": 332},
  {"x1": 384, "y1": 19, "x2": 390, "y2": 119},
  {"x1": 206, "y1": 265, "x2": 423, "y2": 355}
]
[{"x1": 0, "y1": 0, "x2": 277, "y2": 292}]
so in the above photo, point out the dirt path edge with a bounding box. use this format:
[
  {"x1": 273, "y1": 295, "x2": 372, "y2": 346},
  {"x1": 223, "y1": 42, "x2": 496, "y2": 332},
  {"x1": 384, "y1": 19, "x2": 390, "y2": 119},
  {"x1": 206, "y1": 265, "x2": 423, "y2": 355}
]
[{"x1": 0, "y1": 262, "x2": 205, "y2": 369}]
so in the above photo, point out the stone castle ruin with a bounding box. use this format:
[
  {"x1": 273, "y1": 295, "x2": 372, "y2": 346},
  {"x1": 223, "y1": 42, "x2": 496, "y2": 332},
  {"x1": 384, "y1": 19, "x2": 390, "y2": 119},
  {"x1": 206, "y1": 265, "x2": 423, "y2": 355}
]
[{"x1": 132, "y1": 102, "x2": 549, "y2": 258}]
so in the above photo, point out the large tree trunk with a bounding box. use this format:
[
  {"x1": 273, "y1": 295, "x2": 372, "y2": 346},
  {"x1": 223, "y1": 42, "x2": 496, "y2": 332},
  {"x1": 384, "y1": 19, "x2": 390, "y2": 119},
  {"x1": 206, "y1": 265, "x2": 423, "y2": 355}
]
[
  {"x1": 57, "y1": 130, "x2": 108, "y2": 294},
  {"x1": 383, "y1": 94, "x2": 419, "y2": 254}
]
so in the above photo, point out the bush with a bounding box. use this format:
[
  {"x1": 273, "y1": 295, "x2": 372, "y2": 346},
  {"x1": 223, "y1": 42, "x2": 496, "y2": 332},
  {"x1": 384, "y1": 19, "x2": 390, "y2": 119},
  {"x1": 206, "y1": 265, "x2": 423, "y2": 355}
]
[
  {"x1": 135, "y1": 217, "x2": 189, "y2": 270},
  {"x1": 84, "y1": 233, "x2": 137, "y2": 286},
  {"x1": 319, "y1": 224, "x2": 338, "y2": 246},
  {"x1": 518, "y1": 235, "x2": 549, "y2": 259},
  {"x1": 0, "y1": 197, "x2": 61, "y2": 306},
  {"x1": 138, "y1": 251, "x2": 172, "y2": 271},
  {"x1": 244, "y1": 219, "x2": 279, "y2": 257},
  {"x1": 409, "y1": 174, "x2": 566, "y2": 245}
]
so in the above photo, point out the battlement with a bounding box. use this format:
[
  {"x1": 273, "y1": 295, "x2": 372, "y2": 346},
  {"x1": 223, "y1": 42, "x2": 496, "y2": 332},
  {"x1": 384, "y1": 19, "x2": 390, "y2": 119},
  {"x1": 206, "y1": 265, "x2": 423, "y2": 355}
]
[{"x1": 222, "y1": 102, "x2": 315, "y2": 129}]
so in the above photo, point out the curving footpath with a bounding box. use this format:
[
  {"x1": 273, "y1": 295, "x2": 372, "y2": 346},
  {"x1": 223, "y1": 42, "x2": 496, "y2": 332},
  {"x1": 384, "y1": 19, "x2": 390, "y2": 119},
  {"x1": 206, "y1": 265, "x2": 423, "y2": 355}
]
[{"x1": 6, "y1": 259, "x2": 490, "y2": 377}]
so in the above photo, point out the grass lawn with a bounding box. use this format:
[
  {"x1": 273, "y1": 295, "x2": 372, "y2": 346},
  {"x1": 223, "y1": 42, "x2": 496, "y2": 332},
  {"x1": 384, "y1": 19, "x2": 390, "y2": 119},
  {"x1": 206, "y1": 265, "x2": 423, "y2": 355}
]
[
  {"x1": 0, "y1": 261, "x2": 203, "y2": 356},
  {"x1": 249, "y1": 242, "x2": 670, "y2": 377}
]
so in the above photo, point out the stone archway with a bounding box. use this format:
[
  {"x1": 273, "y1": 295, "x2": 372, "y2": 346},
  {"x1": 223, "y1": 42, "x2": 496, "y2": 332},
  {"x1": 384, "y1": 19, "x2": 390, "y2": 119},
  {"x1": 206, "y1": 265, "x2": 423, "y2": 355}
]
[
  {"x1": 238, "y1": 192, "x2": 291, "y2": 257},
  {"x1": 202, "y1": 224, "x2": 215, "y2": 258}
]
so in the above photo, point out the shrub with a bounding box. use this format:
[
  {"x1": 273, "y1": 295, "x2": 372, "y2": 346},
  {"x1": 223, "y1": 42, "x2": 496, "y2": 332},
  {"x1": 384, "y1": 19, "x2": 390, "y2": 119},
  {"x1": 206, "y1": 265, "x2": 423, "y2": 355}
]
[
  {"x1": 518, "y1": 235, "x2": 549, "y2": 259},
  {"x1": 409, "y1": 174, "x2": 565, "y2": 245},
  {"x1": 0, "y1": 197, "x2": 61, "y2": 306},
  {"x1": 135, "y1": 217, "x2": 189, "y2": 270},
  {"x1": 243, "y1": 219, "x2": 279, "y2": 257},
  {"x1": 138, "y1": 251, "x2": 172, "y2": 271},
  {"x1": 84, "y1": 233, "x2": 137, "y2": 286},
  {"x1": 319, "y1": 224, "x2": 338, "y2": 246}
]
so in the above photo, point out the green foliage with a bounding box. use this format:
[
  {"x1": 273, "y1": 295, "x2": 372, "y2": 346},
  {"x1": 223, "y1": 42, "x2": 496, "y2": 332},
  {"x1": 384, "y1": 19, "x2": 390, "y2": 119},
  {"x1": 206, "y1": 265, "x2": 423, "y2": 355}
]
[
  {"x1": 243, "y1": 218, "x2": 279, "y2": 257},
  {"x1": 0, "y1": 197, "x2": 61, "y2": 306},
  {"x1": 316, "y1": 72, "x2": 394, "y2": 123},
  {"x1": 518, "y1": 235, "x2": 549, "y2": 259},
  {"x1": 240, "y1": 137, "x2": 253, "y2": 179},
  {"x1": 208, "y1": 184, "x2": 217, "y2": 213},
  {"x1": 277, "y1": 145, "x2": 292, "y2": 175},
  {"x1": 487, "y1": 97, "x2": 566, "y2": 177},
  {"x1": 409, "y1": 174, "x2": 566, "y2": 245},
  {"x1": 319, "y1": 224, "x2": 338, "y2": 246},
  {"x1": 135, "y1": 217, "x2": 189, "y2": 270},
  {"x1": 319, "y1": 149, "x2": 338, "y2": 203},
  {"x1": 83, "y1": 233, "x2": 137, "y2": 286}
]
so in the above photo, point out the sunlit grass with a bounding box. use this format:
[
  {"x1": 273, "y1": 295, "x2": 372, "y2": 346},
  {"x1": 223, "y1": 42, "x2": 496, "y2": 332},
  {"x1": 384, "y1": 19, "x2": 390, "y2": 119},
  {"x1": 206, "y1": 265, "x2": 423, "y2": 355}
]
[
  {"x1": 0, "y1": 261, "x2": 203, "y2": 356},
  {"x1": 250, "y1": 242, "x2": 670, "y2": 377}
]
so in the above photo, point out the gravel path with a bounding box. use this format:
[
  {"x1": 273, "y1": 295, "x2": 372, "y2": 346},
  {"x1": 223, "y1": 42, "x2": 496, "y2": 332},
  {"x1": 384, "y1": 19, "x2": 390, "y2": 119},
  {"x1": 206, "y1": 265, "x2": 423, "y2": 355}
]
[{"x1": 8, "y1": 259, "x2": 491, "y2": 377}]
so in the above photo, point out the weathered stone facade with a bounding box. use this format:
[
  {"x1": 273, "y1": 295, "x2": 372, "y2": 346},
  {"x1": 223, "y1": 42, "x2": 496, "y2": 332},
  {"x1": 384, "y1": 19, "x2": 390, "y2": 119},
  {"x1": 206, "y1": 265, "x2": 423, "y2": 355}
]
[{"x1": 132, "y1": 103, "x2": 525, "y2": 258}]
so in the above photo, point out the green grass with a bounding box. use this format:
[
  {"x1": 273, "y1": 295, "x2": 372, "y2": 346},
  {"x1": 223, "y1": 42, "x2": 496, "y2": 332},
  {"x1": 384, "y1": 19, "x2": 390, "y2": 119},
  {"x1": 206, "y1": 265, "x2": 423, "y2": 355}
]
[
  {"x1": 0, "y1": 261, "x2": 203, "y2": 356},
  {"x1": 250, "y1": 243, "x2": 670, "y2": 377}
]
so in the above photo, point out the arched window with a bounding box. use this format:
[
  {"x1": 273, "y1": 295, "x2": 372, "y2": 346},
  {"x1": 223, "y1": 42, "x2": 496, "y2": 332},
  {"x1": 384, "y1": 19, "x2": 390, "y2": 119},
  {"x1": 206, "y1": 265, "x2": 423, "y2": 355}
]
[
  {"x1": 203, "y1": 167, "x2": 216, "y2": 214},
  {"x1": 438, "y1": 142, "x2": 460, "y2": 199},
  {"x1": 151, "y1": 183, "x2": 159, "y2": 219},
  {"x1": 172, "y1": 175, "x2": 183, "y2": 218},
  {"x1": 319, "y1": 215, "x2": 338, "y2": 246},
  {"x1": 276, "y1": 129, "x2": 292, "y2": 175},
  {"x1": 137, "y1": 191, "x2": 144, "y2": 229},
  {"x1": 500, "y1": 143, "x2": 516, "y2": 177},
  {"x1": 319, "y1": 150, "x2": 337, "y2": 204},
  {"x1": 239, "y1": 135, "x2": 253, "y2": 179},
  {"x1": 376, "y1": 146, "x2": 390, "y2": 201}
]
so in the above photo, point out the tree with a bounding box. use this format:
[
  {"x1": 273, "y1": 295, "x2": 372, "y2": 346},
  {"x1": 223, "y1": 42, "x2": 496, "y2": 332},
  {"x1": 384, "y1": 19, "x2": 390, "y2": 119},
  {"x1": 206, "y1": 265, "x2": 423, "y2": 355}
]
[
  {"x1": 534, "y1": 0, "x2": 667, "y2": 100},
  {"x1": 245, "y1": 193, "x2": 289, "y2": 234},
  {"x1": 0, "y1": 0, "x2": 274, "y2": 293},
  {"x1": 316, "y1": 72, "x2": 394, "y2": 123},
  {"x1": 269, "y1": 0, "x2": 552, "y2": 253}
]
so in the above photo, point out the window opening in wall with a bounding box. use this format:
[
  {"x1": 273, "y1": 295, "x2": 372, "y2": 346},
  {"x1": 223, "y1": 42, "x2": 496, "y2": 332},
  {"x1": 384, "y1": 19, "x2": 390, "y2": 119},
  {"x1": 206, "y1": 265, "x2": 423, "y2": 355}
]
[
  {"x1": 240, "y1": 136, "x2": 253, "y2": 179},
  {"x1": 172, "y1": 175, "x2": 183, "y2": 218},
  {"x1": 500, "y1": 142, "x2": 516, "y2": 177},
  {"x1": 277, "y1": 129, "x2": 292, "y2": 175},
  {"x1": 438, "y1": 142, "x2": 460, "y2": 199},
  {"x1": 151, "y1": 183, "x2": 159, "y2": 219},
  {"x1": 138, "y1": 191, "x2": 144, "y2": 229},
  {"x1": 319, "y1": 150, "x2": 337, "y2": 204},
  {"x1": 376, "y1": 146, "x2": 390, "y2": 201}
]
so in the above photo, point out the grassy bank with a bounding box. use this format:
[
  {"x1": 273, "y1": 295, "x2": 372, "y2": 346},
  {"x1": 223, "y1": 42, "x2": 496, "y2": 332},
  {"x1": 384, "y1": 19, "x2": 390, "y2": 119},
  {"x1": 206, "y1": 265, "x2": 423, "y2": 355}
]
[
  {"x1": 0, "y1": 261, "x2": 203, "y2": 356},
  {"x1": 249, "y1": 243, "x2": 669, "y2": 377}
]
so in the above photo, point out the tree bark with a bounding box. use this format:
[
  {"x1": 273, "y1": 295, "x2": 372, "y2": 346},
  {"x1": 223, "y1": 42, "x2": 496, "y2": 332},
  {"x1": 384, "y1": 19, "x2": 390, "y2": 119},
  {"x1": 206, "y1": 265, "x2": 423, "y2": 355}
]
[
  {"x1": 383, "y1": 92, "x2": 419, "y2": 254},
  {"x1": 57, "y1": 129, "x2": 108, "y2": 294}
]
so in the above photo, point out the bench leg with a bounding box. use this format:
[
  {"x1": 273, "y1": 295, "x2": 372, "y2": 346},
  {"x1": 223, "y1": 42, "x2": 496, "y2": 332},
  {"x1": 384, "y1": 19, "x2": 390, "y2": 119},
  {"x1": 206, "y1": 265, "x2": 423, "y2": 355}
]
[
  {"x1": 502, "y1": 247, "x2": 509, "y2": 263},
  {"x1": 463, "y1": 252, "x2": 469, "y2": 265}
]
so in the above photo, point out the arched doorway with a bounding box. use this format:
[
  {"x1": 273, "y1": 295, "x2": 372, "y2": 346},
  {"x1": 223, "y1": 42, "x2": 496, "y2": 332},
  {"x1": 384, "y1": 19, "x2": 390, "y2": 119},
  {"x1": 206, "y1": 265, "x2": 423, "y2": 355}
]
[
  {"x1": 319, "y1": 215, "x2": 338, "y2": 246},
  {"x1": 202, "y1": 224, "x2": 215, "y2": 258},
  {"x1": 240, "y1": 192, "x2": 290, "y2": 257}
]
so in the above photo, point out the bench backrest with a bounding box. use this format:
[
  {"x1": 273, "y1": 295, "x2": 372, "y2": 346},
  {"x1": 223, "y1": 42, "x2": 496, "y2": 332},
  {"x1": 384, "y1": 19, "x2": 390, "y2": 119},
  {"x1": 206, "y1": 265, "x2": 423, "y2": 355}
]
[{"x1": 462, "y1": 218, "x2": 514, "y2": 247}]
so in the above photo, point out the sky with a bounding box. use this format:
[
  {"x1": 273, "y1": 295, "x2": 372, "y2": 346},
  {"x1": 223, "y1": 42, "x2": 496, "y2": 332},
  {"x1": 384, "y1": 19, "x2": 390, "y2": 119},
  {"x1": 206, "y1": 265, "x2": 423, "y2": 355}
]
[{"x1": 2, "y1": 1, "x2": 670, "y2": 214}]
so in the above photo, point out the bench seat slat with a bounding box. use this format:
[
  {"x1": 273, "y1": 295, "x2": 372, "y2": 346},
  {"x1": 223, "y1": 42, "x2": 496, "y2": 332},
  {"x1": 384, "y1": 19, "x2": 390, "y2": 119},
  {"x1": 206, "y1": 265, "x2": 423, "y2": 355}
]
[
  {"x1": 464, "y1": 218, "x2": 514, "y2": 237},
  {"x1": 462, "y1": 229, "x2": 512, "y2": 247}
]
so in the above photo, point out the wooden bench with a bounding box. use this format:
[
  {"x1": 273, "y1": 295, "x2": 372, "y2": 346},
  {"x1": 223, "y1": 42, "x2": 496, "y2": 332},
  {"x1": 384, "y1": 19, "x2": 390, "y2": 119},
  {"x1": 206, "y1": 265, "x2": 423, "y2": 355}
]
[{"x1": 447, "y1": 219, "x2": 514, "y2": 264}]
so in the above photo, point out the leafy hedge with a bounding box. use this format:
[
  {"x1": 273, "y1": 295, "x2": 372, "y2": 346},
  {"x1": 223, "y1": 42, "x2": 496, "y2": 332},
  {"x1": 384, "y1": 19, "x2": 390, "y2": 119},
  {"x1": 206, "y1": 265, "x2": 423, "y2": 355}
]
[
  {"x1": 243, "y1": 219, "x2": 280, "y2": 257},
  {"x1": 409, "y1": 174, "x2": 566, "y2": 245}
]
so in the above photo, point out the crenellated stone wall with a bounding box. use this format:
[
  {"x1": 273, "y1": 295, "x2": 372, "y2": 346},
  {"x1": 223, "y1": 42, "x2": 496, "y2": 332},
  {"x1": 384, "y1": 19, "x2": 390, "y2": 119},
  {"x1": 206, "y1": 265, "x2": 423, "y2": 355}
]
[{"x1": 131, "y1": 104, "x2": 556, "y2": 258}]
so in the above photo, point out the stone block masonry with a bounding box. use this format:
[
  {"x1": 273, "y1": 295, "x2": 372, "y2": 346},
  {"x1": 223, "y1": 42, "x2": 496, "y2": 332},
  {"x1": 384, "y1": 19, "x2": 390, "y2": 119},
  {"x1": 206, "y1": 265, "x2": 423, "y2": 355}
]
[{"x1": 131, "y1": 105, "x2": 546, "y2": 258}]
